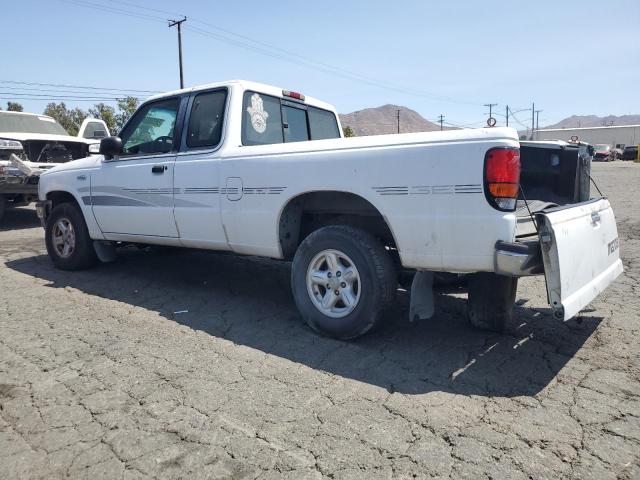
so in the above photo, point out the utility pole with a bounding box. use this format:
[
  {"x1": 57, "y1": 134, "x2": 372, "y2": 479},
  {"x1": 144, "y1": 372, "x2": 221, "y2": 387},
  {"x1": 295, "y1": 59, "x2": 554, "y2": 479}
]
[
  {"x1": 484, "y1": 103, "x2": 497, "y2": 122},
  {"x1": 535, "y1": 109, "x2": 542, "y2": 135},
  {"x1": 505, "y1": 105, "x2": 509, "y2": 127},
  {"x1": 168, "y1": 17, "x2": 187, "y2": 89},
  {"x1": 437, "y1": 114, "x2": 444, "y2": 131},
  {"x1": 531, "y1": 102, "x2": 535, "y2": 140},
  {"x1": 396, "y1": 109, "x2": 400, "y2": 134}
]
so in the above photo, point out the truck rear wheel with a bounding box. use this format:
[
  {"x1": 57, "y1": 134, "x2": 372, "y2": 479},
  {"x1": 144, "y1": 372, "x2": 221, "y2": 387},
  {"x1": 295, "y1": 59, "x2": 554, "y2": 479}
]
[
  {"x1": 467, "y1": 272, "x2": 518, "y2": 332},
  {"x1": 45, "y1": 202, "x2": 97, "y2": 270},
  {"x1": 291, "y1": 225, "x2": 396, "y2": 340}
]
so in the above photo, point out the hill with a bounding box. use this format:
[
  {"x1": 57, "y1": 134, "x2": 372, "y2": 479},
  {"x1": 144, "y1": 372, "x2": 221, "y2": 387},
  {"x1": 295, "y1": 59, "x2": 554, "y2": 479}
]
[
  {"x1": 544, "y1": 114, "x2": 640, "y2": 129},
  {"x1": 339, "y1": 104, "x2": 441, "y2": 136}
]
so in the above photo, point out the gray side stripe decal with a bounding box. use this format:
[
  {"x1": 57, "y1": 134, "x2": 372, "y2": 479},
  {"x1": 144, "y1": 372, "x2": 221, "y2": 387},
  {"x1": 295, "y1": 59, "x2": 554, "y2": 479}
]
[
  {"x1": 373, "y1": 184, "x2": 482, "y2": 196},
  {"x1": 82, "y1": 185, "x2": 288, "y2": 208},
  {"x1": 84, "y1": 195, "x2": 209, "y2": 208},
  {"x1": 84, "y1": 195, "x2": 153, "y2": 207}
]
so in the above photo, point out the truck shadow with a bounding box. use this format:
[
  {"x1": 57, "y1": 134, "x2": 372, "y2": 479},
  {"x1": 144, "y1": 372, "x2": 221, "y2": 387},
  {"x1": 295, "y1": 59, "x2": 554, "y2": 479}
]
[
  {"x1": 7, "y1": 247, "x2": 601, "y2": 397},
  {"x1": 0, "y1": 207, "x2": 40, "y2": 232}
]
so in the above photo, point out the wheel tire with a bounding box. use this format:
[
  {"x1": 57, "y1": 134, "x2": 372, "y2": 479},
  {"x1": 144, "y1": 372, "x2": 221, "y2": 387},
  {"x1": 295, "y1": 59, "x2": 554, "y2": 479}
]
[
  {"x1": 467, "y1": 272, "x2": 518, "y2": 332},
  {"x1": 291, "y1": 225, "x2": 396, "y2": 340},
  {"x1": 45, "y1": 202, "x2": 97, "y2": 270}
]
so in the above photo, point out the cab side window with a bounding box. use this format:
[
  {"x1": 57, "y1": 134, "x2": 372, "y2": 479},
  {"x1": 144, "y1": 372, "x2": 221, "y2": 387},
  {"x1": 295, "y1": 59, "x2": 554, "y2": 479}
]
[
  {"x1": 308, "y1": 107, "x2": 341, "y2": 140},
  {"x1": 186, "y1": 90, "x2": 227, "y2": 148},
  {"x1": 120, "y1": 98, "x2": 180, "y2": 156}
]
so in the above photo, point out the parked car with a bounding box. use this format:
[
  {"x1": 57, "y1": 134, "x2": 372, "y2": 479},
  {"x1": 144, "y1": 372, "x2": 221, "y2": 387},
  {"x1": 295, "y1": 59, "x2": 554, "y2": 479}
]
[
  {"x1": 613, "y1": 144, "x2": 625, "y2": 159},
  {"x1": 621, "y1": 144, "x2": 638, "y2": 161},
  {"x1": 593, "y1": 144, "x2": 614, "y2": 161},
  {"x1": 36, "y1": 80, "x2": 622, "y2": 339},
  {"x1": 0, "y1": 111, "x2": 107, "y2": 222}
]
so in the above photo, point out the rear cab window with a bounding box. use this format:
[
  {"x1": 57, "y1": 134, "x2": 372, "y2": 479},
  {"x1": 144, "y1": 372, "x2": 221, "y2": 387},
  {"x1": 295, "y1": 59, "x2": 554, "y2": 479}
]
[
  {"x1": 82, "y1": 121, "x2": 108, "y2": 139},
  {"x1": 241, "y1": 91, "x2": 340, "y2": 146}
]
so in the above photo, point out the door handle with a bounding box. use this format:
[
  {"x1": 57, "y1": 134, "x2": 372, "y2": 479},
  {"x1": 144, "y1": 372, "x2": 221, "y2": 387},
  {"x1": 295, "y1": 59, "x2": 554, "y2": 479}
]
[{"x1": 151, "y1": 165, "x2": 167, "y2": 173}]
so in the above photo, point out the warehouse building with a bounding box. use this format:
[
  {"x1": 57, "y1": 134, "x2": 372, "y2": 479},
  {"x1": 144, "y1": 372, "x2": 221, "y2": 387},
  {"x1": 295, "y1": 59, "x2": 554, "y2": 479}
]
[{"x1": 533, "y1": 124, "x2": 640, "y2": 148}]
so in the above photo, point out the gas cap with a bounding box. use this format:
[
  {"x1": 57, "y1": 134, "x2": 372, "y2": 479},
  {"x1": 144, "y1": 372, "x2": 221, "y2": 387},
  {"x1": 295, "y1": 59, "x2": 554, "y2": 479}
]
[{"x1": 225, "y1": 177, "x2": 243, "y2": 201}]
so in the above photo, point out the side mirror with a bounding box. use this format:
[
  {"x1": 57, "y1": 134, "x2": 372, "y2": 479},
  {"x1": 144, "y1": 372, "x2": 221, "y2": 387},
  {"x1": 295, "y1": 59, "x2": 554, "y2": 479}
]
[{"x1": 99, "y1": 136, "x2": 123, "y2": 159}]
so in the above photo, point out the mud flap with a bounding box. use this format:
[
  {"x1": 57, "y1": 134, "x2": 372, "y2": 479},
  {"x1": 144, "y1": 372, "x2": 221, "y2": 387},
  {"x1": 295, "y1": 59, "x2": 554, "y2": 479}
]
[
  {"x1": 409, "y1": 271, "x2": 434, "y2": 321},
  {"x1": 536, "y1": 198, "x2": 623, "y2": 320},
  {"x1": 93, "y1": 241, "x2": 117, "y2": 263}
]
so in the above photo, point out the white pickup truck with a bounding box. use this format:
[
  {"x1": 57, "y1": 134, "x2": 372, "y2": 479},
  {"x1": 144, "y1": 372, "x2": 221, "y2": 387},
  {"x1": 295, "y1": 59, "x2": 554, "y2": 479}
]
[
  {"x1": 36, "y1": 80, "x2": 623, "y2": 339},
  {"x1": 0, "y1": 112, "x2": 109, "y2": 222}
]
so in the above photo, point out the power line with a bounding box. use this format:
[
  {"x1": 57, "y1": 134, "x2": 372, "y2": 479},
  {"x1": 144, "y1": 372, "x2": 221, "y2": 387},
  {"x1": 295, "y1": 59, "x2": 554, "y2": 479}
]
[
  {"x1": 0, "y1": 95, "x2": 130, "y2": 102},
  {"x1": 0, "y1": 85, "x2": 146, "y2": 99},
  {"x1": 58, "y1": 0, "x2": 166, "y2": 23},
  {"x1": 59, "y1": 0, "x2": 483, "y2": 107},
  {"x1": 0, "y1": 79, "x2": 159, "y2": 94},
  {"x1": 0, "y1": 92, "x2": 132, "y2": 99}
]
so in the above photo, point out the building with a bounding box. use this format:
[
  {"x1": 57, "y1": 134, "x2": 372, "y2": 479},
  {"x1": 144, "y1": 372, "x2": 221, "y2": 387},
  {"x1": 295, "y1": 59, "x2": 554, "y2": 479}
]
[{"x1": 533, "y1": 124, "x2": 640, "y2": 147}]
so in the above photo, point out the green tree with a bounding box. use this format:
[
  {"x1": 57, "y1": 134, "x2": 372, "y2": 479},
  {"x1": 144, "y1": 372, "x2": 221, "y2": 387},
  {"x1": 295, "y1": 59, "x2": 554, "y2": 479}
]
[
  {"x1": 343, "y1": 125, "x2": 356, "y2": 137},
  {"x1": 7, "y1": 102, "x2": 24, "y2": 112},
  {"x1": 88, "y1": 103, "x2": 117, "y2": 135},
  {"x1": 114, "y1": 96, "x2": 140, "y2": 134},
  {"x1": 42, "y1": 102, "x2": 87, "y2": 135}
]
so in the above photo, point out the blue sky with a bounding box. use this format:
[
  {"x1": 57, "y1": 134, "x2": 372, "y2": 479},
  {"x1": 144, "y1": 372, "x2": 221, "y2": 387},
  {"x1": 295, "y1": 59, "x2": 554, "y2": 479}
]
[{"x1": 4, "y1": 0, "x2": 640, "y2": 128}]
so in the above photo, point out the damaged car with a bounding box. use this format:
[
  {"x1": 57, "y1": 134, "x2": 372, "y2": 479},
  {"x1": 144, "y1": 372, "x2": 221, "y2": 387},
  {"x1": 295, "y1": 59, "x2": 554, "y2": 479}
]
[{"x1": 0, "y1": 111, "x2": 107, "y2": 222}]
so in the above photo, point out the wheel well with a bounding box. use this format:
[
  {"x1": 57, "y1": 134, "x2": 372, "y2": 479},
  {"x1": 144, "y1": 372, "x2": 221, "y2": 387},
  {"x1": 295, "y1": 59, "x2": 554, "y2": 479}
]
[
  {"x1": 47, "y1": 191, "x2": 80, "y2": 210},
  {"x1": 278, "y1": 191, "x2": 397, "y2": 260}
]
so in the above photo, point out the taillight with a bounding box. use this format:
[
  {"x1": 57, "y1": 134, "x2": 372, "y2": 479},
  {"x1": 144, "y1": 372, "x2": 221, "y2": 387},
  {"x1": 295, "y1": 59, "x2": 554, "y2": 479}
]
[{"x1": 484, "y1": 147, "x2": 520, "y2": 211}]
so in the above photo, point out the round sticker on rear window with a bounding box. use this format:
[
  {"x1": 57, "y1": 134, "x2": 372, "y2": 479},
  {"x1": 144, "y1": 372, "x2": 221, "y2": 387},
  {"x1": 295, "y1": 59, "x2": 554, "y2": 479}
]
[{"x1": 246, "y1": 93, "x2": 269, "y2": 133}]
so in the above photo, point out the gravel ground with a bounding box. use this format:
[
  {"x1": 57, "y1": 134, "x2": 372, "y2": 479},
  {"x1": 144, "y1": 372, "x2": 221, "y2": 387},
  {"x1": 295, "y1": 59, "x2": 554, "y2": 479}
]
[{"x1": 0, "y1": 161, "x2": 638, "y2": 479}]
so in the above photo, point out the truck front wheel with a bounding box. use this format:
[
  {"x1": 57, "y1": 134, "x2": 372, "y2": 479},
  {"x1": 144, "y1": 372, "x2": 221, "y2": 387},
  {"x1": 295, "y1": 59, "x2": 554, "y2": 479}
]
[
  {"x1": 467, "y1": 272, "x2": 518, "y2": 332},
  {"x1": 45, "y1": 202, "x2": 97, "y2": 270},
  {"x1": 291, "y1": 225, "x2": 396, "y2": 340}
]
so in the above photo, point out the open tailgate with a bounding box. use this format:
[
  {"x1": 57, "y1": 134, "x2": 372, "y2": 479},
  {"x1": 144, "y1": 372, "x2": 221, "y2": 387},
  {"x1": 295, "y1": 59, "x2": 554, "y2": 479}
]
[{"x1": 536, "y1": 198, "x2": 623, "y2": 320}]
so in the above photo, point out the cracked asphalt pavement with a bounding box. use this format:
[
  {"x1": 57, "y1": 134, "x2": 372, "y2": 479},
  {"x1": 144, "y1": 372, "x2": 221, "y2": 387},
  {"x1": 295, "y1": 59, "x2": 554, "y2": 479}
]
[{"x1": 1, "y1": 162, "x2": 639, "y2": 479}]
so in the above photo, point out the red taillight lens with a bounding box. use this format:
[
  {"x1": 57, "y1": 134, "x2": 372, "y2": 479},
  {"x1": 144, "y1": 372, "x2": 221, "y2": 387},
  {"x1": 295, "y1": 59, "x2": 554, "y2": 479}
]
[
  {"x1": 484, "y1": 147, "x2": 520, "y2": 211},
  {"x1": 282, "y1": 90, "x2": 305, "y2": 101}
]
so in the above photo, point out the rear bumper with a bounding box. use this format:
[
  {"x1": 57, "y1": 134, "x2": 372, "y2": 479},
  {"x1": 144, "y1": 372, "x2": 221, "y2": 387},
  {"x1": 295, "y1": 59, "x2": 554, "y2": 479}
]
[{"x1": 494, "y1": 240, "x2": 544, "y2": 277}]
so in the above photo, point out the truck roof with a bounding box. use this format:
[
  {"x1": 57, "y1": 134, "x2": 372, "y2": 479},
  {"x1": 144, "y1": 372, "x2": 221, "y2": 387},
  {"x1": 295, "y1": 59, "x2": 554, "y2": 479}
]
[{"x1": 145, "y1": 79, "x2": 338, "y2": 113}]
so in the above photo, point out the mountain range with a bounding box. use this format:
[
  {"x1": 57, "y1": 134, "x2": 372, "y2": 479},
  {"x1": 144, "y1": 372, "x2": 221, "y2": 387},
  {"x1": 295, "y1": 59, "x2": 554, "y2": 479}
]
[
  {"x1": 543, "y1": 115, "x2": 640, "y2": 129},
  {"x1": 339, "y1": 105, "x2": 442, "y2": 136},
  {"x1": 339, "y1": 106, "x2": 640, "y2": 135}
]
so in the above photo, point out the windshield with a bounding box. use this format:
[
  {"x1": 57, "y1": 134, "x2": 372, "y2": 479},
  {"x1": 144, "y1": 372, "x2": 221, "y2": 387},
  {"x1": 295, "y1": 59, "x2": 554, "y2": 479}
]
[
  {"x1": 594, "y1": 144, "x2": 610, "y2": 151},
  {"x1": 0, "y1": 112, "x2": 69, "y2": 135}
]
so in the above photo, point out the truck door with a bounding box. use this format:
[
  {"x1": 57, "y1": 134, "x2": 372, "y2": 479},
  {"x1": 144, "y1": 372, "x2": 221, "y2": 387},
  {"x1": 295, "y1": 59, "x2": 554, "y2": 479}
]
[
  {"x1": 91, "y1": 97, "x2": 182, "y2": 238},
  {"x1": 173, "y1": 89, "x2": 229, "y2": 249}
]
